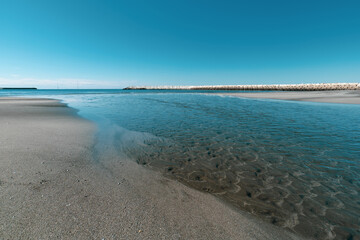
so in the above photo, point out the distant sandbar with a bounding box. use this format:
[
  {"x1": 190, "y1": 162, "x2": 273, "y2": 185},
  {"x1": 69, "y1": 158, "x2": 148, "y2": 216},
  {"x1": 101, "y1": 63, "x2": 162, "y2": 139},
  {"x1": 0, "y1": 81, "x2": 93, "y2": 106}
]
[{"x1": 212, "y1": 90, "x2": 360, "y2": 105}]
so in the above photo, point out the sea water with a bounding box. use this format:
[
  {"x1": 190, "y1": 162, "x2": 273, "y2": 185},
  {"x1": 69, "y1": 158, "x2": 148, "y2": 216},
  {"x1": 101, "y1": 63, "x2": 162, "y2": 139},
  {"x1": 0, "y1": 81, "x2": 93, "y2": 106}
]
[{"x1": 2, "y1": 89, "x2": 359, "y2": 239}]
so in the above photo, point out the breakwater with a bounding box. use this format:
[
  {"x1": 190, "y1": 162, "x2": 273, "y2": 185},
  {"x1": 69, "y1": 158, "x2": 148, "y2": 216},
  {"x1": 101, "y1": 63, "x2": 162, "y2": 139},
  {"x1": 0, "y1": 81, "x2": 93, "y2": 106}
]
[{"x1": 124, "y1": 83, "x2": 360, "y2": 91}]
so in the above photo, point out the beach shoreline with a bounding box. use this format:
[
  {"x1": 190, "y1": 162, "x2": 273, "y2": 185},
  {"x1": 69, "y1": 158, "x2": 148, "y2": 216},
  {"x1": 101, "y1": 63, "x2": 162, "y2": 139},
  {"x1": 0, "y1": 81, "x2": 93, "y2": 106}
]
[
  {"x1": 0, "y1": 97, "x2": 301, "y2": 239},
  {"x1": 210, "y1": 90, "x2": 360, "y2": 105}
]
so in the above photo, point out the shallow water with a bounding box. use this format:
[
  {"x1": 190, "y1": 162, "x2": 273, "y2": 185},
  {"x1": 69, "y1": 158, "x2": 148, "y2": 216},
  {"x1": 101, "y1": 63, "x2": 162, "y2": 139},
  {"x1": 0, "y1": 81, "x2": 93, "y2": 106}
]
[{"x1": 2, "y1": 89, "x2": 360, "y2": 239}]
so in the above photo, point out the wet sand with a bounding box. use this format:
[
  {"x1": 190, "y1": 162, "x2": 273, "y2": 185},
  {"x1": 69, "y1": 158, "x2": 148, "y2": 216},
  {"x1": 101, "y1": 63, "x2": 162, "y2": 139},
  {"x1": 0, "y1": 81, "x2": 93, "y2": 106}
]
[
  {"x1": 212, "y1": 90, "x2": 360, "y2": 104},
  {"x1": 0, "y1": 97, "x2": 301, "y2": 239}
]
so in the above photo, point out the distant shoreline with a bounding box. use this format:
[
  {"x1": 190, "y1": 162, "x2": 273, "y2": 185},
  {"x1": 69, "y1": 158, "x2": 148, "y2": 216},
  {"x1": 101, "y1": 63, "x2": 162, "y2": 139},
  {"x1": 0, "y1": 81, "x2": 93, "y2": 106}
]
[
  {"x1": 210, "y1": 90, "x2": 360, "y2": 105},
  {"x1": 0, "y1": 88, "x2": 37, "y2": 90},
  {"x1": 124, "y1": 83, "x2": 360, "y2": 91}
]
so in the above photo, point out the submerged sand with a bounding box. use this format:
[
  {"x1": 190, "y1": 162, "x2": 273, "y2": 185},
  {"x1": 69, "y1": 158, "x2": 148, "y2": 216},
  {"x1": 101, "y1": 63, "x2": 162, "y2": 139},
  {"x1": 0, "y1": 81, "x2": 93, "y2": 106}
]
[
  {"x1": 211, "y1": 90, "x2": 360, "y2": 104},
  {"x1": 0, "y1": 97, "x2": 301, "y2": 239}
]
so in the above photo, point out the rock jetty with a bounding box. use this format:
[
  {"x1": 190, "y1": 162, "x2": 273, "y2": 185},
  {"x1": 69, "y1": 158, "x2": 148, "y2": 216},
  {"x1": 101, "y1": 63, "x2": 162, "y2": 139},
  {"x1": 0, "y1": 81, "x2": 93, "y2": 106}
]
[{"x1": 124, "y1": 83, "x2": 360, "y2": 91}]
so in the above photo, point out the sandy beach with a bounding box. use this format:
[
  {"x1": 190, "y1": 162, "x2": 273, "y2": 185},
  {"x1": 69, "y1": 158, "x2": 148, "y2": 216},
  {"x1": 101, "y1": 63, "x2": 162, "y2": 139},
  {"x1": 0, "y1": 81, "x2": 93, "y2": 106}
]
[
  {"x1": 0, "y1": 97, "x2": 301, "y2": 239},
  {"x1": 211, "y1": 90, "x2": 360, "y2": 104}
]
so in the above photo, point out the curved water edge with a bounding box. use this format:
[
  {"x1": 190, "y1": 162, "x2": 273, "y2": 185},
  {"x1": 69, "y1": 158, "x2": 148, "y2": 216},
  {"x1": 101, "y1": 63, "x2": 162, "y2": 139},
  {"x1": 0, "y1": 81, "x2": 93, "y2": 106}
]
[{"x1": 3, "y1": 90, "x2": 359, "y2": 239}]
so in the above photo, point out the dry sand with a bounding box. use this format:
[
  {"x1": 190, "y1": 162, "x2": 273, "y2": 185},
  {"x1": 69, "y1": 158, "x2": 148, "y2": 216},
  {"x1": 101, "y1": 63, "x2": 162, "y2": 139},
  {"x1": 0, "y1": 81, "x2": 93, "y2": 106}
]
[
  {"x1": 211, "y1": 90, "x2": 360, "y2": 104},
  {"x1": 0, "y1": 97, "x2": 302, "y2": 239}
]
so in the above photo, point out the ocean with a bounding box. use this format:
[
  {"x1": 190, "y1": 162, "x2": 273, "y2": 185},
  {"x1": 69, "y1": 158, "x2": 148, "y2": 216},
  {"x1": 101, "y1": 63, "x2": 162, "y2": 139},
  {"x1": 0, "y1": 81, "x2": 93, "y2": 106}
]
[{"x1": 1, "y1": 89, "x2": 359, "y2": 239}]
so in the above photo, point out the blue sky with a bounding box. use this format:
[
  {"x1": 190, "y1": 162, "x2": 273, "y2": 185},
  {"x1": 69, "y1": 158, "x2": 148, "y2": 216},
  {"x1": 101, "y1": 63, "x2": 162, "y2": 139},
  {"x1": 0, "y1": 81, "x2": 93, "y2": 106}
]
[{"x1": 0, "y1": 0, "x2": 359, "y2": 88}]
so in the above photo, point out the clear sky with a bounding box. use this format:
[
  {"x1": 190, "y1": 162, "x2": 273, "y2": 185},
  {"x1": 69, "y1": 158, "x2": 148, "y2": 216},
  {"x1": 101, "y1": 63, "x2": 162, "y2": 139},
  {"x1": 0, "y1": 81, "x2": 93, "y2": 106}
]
[{"x1": 0, "y1": 0, "x2": 359, "y2": 89}]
